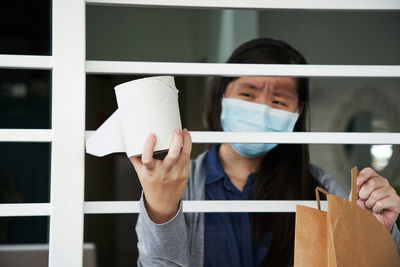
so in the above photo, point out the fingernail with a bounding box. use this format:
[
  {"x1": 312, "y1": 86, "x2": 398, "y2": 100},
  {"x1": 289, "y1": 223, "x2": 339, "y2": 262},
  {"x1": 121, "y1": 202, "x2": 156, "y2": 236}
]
[{"x1": 175, "y1": 128, "x2": 182, "y2": 135}]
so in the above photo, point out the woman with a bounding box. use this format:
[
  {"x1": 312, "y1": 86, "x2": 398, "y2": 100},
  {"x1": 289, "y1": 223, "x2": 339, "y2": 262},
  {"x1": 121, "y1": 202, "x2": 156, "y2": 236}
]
[{"x1": 131, "y1": 38, "x2": 400, "y2": 266}]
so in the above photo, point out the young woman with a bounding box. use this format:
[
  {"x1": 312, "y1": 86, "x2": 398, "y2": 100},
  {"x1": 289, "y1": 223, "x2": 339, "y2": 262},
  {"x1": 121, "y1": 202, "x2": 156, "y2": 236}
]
[{"x1": 131, "y1": 38, "x2": 400, "y2": 266}]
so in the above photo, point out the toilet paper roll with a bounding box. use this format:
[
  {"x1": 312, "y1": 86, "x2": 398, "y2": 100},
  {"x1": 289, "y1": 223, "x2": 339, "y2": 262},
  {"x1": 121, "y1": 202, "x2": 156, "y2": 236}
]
[{"x1": 85, "y1": 76, "x2": 182, "y2": 157}]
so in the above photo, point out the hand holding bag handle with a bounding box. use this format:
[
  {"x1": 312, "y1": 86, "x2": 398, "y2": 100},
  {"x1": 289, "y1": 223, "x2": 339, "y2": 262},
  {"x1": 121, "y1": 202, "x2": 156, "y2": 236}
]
[
  {"x1": 315, "y1": 166, "x2": 359, "y2": 211},
  {"x1": 296, "y1": 166, "x2": 399, "y2": 267}
]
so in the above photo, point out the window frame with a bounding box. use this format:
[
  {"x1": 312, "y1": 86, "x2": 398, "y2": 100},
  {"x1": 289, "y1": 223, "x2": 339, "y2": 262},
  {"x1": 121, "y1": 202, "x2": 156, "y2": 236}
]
[{"x1": 0, "y1": 1, "x2": 399, "y2": 266}]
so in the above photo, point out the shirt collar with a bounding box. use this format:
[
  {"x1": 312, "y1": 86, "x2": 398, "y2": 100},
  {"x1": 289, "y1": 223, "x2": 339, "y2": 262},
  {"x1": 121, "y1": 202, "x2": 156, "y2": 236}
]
[
  {"x1": 205, "y1": 145, "x2": 256, "y2": 197},
  {"x1": 205, "y1": 145, "x2": 227, "y2": 185}
]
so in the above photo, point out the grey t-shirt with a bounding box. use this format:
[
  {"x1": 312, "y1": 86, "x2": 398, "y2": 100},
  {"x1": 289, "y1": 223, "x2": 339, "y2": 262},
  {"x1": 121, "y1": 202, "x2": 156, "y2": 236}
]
[{"x1": 135, "y1": 150, "x2": 400, "y2": 266}]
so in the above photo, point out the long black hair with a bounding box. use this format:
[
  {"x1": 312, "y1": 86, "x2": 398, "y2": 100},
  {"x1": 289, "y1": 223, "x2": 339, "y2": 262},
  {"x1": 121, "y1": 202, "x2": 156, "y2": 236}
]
[{"x1": 206, "y1": 37, "x2": 319, "y2": 266}]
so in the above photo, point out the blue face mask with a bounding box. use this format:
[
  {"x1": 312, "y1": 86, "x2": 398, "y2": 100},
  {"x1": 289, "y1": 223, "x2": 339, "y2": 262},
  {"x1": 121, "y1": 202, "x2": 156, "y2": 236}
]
[{"x1": 220, "y1": 98, "x2": 299, "y2": 158}]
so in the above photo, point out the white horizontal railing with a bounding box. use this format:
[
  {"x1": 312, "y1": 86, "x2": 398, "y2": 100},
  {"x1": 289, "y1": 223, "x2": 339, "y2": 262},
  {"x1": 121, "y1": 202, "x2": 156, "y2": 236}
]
[
  {"x1": 84, "y1": 200, "x2": 328, "y2": 213},
  {"x1": 0, "y1": 55, "x2": 53, "y2": 70},
  {"x1": 86, "y1": 61, "x2": 400, "y2": 77},
  {"x1": 86, "y1": 0, "x2": 400, "y2": 10},
  {"x1": 0, "y1": 243, "x2": 95, "y2": 251},
  {"x1": 0, "y1": 201, "x2": 327, "y2": 217},
  {"x1": 0, "y1": 129, "x2": 53, "y2": 142},
  {"x1": 0, "y1": 203, "x2": 51, "y2": 217},
  {"x1": 85, "y1": 131, "x2": 400, "y2": 144},
  {"x1": 188, "y1": 132, "x2": 400, "y2": 144}
]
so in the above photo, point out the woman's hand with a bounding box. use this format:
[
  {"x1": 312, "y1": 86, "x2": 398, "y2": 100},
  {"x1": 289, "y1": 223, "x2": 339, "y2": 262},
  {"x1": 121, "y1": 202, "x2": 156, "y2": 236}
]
[
  {"x1": 354, "y1": 167, "x2": 400, "y2": 231},
  {"x1": 130, "y1": 129, "x2": 192, "y2": 224}
]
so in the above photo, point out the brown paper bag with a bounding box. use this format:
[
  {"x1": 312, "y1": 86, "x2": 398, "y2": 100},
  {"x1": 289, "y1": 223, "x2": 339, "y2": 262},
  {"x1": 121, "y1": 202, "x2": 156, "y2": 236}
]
[{"x1": 294, "y1": 167, "x2": 400, "y2": 267}]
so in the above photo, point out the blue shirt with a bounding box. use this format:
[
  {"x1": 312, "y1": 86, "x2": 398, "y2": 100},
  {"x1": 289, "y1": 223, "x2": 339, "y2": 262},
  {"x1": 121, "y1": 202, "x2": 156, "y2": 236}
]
[{"x1": 204, "y1": 145, "x2": 270, "y2": 267}]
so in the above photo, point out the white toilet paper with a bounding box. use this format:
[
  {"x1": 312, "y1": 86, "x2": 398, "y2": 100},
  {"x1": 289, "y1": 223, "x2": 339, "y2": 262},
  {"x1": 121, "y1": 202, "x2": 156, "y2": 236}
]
[{"x1": 86, "y1": 76, "x2": 182, "y2": 157}]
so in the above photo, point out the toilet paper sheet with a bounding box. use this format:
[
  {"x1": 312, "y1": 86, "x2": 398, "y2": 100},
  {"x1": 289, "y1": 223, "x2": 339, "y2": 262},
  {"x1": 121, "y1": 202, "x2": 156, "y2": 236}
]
[{"x1": 86, "y1": 76, "x2": 182, "y2": 157}]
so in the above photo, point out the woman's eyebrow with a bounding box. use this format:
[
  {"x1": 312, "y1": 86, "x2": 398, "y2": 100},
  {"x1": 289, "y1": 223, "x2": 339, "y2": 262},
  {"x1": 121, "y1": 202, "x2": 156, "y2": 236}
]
[
  {"x1": 272, "y1": 89, "x2": 296, "y2": 99},
  {"x1": 237, "y1": 82, "x2": 262, "y2": 91}
]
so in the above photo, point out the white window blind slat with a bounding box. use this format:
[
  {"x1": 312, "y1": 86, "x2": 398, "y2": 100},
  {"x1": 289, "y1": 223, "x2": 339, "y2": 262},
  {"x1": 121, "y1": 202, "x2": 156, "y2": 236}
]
[
  {"x1": 0, "y1": 201, "x2": 328, "y2": 216},
  {"x1": 0, "y1": 129, "x2": 53, "y2": 142},
  {"x1": 83, "y1": 200, "x2": 328, "y2": 214},
  {"x1": 86, "y1": 61, "x2": 400, "y2": 78},
  {"x1": 0, "y1": 203, "x2": 51, "y2": 217},
  {"x1": 188, "y1": 132, "x2": 400, "y2": 144},
  {"x1": 84, "y1": 131, "x2": 400, "y2": 145},
  {"x1": 1, "y1": 130, "x2": 397, "y2": 144},
  {"x1": 0, "y1": 55, "x2": 53, "y2": 69},
  {"x1": 86, "y1": 0, "x2": 400, "y2": 10}
]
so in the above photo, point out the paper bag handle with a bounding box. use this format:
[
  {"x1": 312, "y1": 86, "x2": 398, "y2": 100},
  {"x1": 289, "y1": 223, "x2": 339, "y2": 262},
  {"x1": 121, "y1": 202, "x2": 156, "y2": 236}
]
[
  {"x1": 351, "y1": 166, "x2": 359, "y2": 203},
  {"x1": 315, "y1": 167, "x2": 359, "y2": 210},
  {"x1": 315, "y1": 187, "x2": 328, "y2": 210}
]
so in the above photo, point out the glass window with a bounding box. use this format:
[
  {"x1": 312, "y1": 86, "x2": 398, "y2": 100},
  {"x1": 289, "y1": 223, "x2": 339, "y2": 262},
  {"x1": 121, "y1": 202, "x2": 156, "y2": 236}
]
[
  {"x1": 0, "y1": 216, "x2": 49, "y2": 244},
  {"x1": 84, "y1": 214, "x2": 138, "y2": 267},
  {"x1": 0, "y1": 143, "x2": 50, "y2": 203},
  {"x1": 0, "y1": 70, "x2": 51, "y2": 129},
  {"x1": 0, "y1": 1, "x2": 51, "y2": 55},
  {"x1": 0, "y1": 216, "x2": 49, "y2": 266},
  {"x1": 87, "y1": 6, "x2": 400, "y2": 64}
]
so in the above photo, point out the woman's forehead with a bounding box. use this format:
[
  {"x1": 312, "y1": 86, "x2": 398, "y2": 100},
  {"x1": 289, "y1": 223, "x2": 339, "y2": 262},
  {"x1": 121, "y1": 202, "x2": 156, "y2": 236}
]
[{"x1": 231, "y1": 76, "x2": 298, "y2": 95}]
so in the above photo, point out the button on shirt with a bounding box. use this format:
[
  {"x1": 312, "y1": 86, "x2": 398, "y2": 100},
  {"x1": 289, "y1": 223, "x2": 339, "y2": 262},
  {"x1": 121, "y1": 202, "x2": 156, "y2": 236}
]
[{"x1": 204, "y1": 145, "x2": 269, "y2": 267}]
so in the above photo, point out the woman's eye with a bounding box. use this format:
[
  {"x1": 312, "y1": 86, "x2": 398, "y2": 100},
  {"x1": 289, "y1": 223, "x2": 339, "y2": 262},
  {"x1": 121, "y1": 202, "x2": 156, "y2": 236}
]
[
  {"x1": 272, "y1": 100, "x2": 285, "y2": 106},
  {"x1": 241, "y1": 93, "x2": 253, "y2": 99}
]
